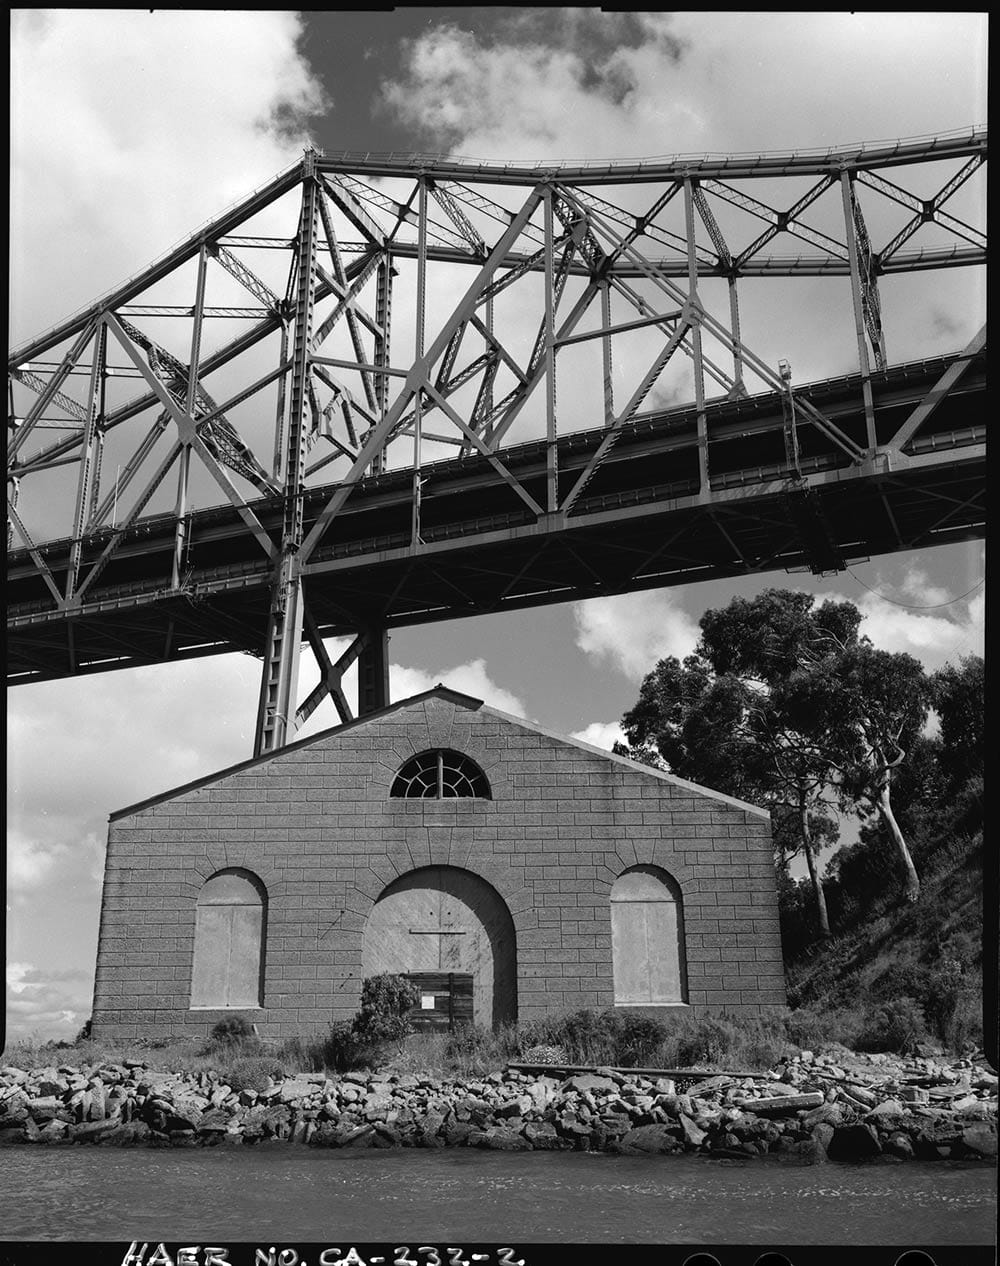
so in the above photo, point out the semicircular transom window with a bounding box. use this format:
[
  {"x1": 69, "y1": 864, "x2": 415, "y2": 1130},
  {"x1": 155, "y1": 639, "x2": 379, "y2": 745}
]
[{"x1": 391, "y1": 749, "x2": 491, "y2": 799}]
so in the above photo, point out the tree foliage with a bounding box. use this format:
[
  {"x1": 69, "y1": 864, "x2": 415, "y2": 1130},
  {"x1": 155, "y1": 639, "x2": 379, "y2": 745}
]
[
  {"x1": 787, "y1": 642, "x2": 930, "y2": 902},
  {"x1": 620, "y1": 587, "x2": 938, "y2": 934},
  {"x1": 931, "y1": 655, "x2": 984, "y2": 792}
]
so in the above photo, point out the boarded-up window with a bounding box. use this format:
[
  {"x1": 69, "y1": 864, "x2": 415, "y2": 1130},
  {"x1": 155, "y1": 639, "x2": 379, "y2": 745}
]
[
  {"x1": 191, "y1": 869, "x2": 266, "y2": 1008},
  {"x1": 611, "y1": 866, "x2": 687, "y2": 1005}
]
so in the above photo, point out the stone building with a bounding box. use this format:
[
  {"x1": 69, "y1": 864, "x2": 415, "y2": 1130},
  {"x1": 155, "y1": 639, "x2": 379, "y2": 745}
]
[{"x1": 91, "y1": 686, "x2": 786, "y2": 1040}]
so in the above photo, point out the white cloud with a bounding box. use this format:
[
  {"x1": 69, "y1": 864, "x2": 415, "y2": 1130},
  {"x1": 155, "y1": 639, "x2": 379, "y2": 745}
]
[
  {"x1": 11, "y1": 11, "x2": 326, "y2": 345},
  {"x1": 6, "y1": 963, "x2": 33, "y2": 994},
  {"x1": 823, "y1": 579, "x2": 985, "y2": 672},
  {"x1": 573, "y1": 590, "x2": 700, "y2": 680},
  {"x1": 4, "y1": 961, "x2": 93, "y2": 1043},
  {"x1": 390, "y1": 657, "x2": 528, "y2": 718},
  {"x1": 380, "y1": 15, "x2": 694, "y2": 163},
  {"x1": 7, "y1": 834, "x2": 69, "y2": 890},
  {"x1": 376, "y1": 13, "x2": 984, "y2": 382},
  {"x1": 6, "y1": 830, "x2": 105, "y2": 894},
  {"x1": 897, "y1": 565, "x2": 956, "y2": 608},
  {"x1": 381, "y1": 13, "x2": 984, "y2": 165},
  {"x1": 570, "y1": 721, "x2": 626, "y2": 752}
]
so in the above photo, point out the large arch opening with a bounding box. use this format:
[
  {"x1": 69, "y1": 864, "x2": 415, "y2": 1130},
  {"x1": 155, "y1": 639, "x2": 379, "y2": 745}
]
[
  {"x1": 611, "y1": 865, "x2": 687, "y2": 1006},
  {"x1": 362, "y1": 865, "x2": 516, "y2": 1029}
]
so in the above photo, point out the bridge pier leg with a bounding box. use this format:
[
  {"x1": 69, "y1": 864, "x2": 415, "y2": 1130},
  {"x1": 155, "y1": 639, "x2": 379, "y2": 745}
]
[
  {"x1": 358, "y1": 626, "x2": 389, "y2": 716},
  {"x1": 254, "y1": 556, "x2": 305, "y2": 757}
]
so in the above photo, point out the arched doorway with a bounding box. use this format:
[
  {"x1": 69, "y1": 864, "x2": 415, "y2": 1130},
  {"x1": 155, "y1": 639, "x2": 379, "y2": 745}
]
[
  {"x1": 362, "y1": 866, "x2": 516, "y2": 1029},
  {"x1": 610, "y1": 865, "x2": 687, "y2": 1005}
]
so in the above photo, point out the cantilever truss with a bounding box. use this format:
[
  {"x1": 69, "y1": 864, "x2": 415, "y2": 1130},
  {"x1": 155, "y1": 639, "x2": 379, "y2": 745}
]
[{"x1": 7, "y1": 130, "x2": 987, "y2": 753}]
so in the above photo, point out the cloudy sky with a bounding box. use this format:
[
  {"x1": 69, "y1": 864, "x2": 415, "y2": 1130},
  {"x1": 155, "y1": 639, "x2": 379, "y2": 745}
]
[{"x1": 7, "y1": 10, "x2": 986, "y2": 1044}]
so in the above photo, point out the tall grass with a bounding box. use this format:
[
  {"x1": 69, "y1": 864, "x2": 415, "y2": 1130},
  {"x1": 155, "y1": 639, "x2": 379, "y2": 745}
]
[{"x1": 6, "y1": 997, "x2": 981, "y2": 1080}]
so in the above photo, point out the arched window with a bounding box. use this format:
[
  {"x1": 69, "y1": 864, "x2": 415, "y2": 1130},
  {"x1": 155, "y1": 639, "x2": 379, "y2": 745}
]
[
  {"x1": 190, "y1": 868, "x2": 266, "y2": 1008},
  {"x1": 391, "y1": 749, "x2": 491, "y2": 799},
  {"x1": 610, "y1": 866, "x2": 687, "y2": 1005}
]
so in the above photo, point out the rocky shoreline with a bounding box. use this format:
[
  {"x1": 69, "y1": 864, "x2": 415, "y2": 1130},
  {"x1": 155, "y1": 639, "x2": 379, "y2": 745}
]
[{"x1": 1, "y1": 1050, "x2": 996, "y2": 1162}]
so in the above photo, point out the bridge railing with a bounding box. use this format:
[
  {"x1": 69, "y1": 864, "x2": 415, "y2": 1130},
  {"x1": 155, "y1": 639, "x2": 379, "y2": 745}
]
[{"x1": 316, "y1": 126, "x2": 987, "y2": 174}]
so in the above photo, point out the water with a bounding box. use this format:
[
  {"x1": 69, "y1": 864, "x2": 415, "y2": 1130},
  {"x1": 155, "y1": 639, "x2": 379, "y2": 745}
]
[{"x1": 0, "y1": 1146, "x2": 994, "y2": 1245}]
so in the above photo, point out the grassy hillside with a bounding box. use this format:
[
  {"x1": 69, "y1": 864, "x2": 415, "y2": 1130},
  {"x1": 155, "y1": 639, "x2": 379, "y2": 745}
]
[{"x1": 782, "y1": 828, "x2": 984, "y2": 1053}]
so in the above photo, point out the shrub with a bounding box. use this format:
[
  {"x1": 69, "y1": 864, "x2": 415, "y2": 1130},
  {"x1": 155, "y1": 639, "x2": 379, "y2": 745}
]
[
  {"x1": 519, "y1": 1042, "x2": 569, "y2": 1066},
  {"x1": 445, "y1": 1023, "x2": 521, "y2": 1074},
  {"x1": 323, "y1": 1020, "x2": 376, "y2": 1072},
  {"x1": 870, "y1": 962, "x2": 932, "y2": 1004},
  {"x1": 942, "y1": 990, "x2": 982, "y2": 1054},
  {"x1": 785, "y1": 1004, "x2": 865, "y2": 1053},
  {"x1": 611, "y1": 1012, "x2": 669, "y2": 1066},
  {"x1": 856, "y1": 997, "x2": 927, "y2": 1054},
  {"x1": 208, "y1": 1016, "x2": 257, "y2": 1047},
  {"x1": 226, "y1": 1055, "x2": 287, "y2": 1093},
  {"x1": 352, "y1": 974, "x2": 420, "y2": 1048},
  {"x1": 513, "y1": 1008, "x2": 669, "y2": 1068},
  {"x1": 919, "y1": 957, "x2": 969, "y2": 1041},
  {"x1": 75, "y1": 1018, "x2": 93, "y2": 1044},
  {"x1": 673, "y1": 1015, "x2": 742, "y2": 1068}
]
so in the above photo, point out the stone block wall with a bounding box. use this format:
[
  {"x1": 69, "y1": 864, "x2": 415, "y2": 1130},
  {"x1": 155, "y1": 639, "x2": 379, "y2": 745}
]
[{"x1": 91, "y1": 690, "x2": 786, "y2": 1041}]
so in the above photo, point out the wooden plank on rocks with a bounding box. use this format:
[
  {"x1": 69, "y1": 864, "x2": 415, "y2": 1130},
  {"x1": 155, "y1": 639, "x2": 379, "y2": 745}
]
[{"x1": 734, "y1": 1092, "x2": 825, "y2": 1115}]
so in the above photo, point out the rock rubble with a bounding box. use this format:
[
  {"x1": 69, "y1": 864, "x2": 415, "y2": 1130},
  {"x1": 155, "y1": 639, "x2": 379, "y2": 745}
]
[{"x1": 1, "y1": 1050, "x2": 995, "y2": 1162}]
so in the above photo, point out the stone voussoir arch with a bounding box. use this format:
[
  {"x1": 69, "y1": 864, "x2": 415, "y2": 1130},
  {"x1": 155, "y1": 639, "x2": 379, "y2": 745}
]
[{"x1": 603, "y1": 846, "x2": 693, "y2": 893}]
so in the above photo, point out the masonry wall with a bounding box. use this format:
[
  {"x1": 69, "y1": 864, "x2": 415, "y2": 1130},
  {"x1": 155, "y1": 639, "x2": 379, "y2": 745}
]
[{"x1": 92, "y1": 695, "x2": 786, "y2": 1041}]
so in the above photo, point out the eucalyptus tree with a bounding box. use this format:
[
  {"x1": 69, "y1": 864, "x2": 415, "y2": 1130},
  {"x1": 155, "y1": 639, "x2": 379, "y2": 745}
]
[
  {"x1": 789, "y1": 643, "x2": 931, "y2": 903},
  {"x1": 621, "y1": 588, "x2": 936, "y2": 914},
  {"x1": 620, "y1": 590, "x2": 862, "y2": 938}
]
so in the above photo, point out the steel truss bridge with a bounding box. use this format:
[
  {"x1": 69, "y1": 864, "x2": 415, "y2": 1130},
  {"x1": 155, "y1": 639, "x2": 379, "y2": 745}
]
[{"x1": 8, "y1": 130, "x2": 986, "y2": 754}]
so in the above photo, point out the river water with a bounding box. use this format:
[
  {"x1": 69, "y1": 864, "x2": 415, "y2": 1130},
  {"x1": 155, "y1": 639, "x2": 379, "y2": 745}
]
[{"x1": 0, "y1": 1147, "x2": 994, "y2": 1246}]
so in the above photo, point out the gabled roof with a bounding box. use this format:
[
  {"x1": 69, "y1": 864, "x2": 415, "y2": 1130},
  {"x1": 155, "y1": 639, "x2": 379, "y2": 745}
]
[{"x1": 109, "y1": 684, "x2": 768, "y2": 820}]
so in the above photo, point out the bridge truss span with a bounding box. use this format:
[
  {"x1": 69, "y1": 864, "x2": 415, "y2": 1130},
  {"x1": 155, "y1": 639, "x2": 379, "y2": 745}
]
[{"x1": 7, "y1": 130, "x2": 987, "y2": 753}]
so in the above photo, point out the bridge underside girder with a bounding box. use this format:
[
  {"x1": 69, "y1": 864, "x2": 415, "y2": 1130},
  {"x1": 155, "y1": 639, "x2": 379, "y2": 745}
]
[{"x1": 7, "y1": 351, "x2": 985, "y2": 686}]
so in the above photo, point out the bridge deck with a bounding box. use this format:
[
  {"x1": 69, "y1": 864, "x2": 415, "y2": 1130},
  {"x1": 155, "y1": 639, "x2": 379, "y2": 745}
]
[{"x1": 7, "y1": 353, "x2": 985, "y2": 684}]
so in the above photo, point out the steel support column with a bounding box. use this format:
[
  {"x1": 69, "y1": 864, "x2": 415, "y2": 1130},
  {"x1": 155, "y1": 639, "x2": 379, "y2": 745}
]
[
  {"x1": 171, "y1": 245, "x2": 208, "y2": 589},
  {"x1": 841, "y1": 170, "x2": 878, "y2": 450},
  {"x1": 684, "y1": 179, "x2": 710, "y2": 494},
  {"x1": 412, "y1": 177, "x2": 428, "y2": 544},
  {"x1": 358, "y1": 626, "x2": 390, "y2": 715},
  {"x1": 65, "y1": 324, "x2": 105, "y2": 601},
  {"x1": 543, "y1": 186, "x2": 558, "y2": 512},
  {"x1": 254, "y1": 157, "x2": 320, "y2": 756}
]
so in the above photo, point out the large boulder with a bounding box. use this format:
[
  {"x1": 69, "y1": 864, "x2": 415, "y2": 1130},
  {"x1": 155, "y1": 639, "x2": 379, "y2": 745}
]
[
  {"x1": 196, "y1": 1109, "x2": 232, "y2": 1135},
  {"x1": 962, "y1": 1124, "x2": 997, "y2": 1157},
  {"x1": 523, "y1": 1121, "x2": 564, "y2": 1150},
  {"x1": 278, "y1": 1080, "x2": 317, "y2": 1105},
  {"x1": 563, "y1": 1074, "x2": 618, "y2": 1094},
  {"x1": 483, "y1": 1127, "x2": 531, "y2": 1151},
  {"x1": 679, "y1": 1114, "x2": 707, "y2": 1147},
  {"x1": 524, "y1": 1078, "x2": 560, "y2": 1114},
  {"x1": 866, "y1": 1099, "x2": 905, "y2": 1121},
  {"x1": 884, "y1": 1131, "x2": 914, "y2": 1159},
  {"x1": 618, "y1": 1124, "x2": 681, "y2": 1154},
  {"x1": 26, "y1": 1096, "x2": 63, "y2": 1121},
  {"x1": 442, "y1": 1118, "x2": 476, "y2": 1146}
]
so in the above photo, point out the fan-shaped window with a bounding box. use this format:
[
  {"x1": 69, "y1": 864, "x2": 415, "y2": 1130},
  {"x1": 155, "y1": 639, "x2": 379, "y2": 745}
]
[
  {"x1": 191, "y1": 868, "x2": 266, "y2": 1008},
  {"x1": 391, "y1": 749, "x2": 491, "y2": 799}
]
